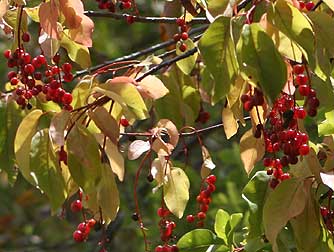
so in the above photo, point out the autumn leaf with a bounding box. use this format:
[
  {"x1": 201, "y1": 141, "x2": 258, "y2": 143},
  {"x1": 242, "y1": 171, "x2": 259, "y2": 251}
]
[
  {"x1": 201, "y1": 146, "x2": 216, "y2": 179},
  {"x1": 39, "y1": 0, "x2": 60, "y2": 40},
  {"x1": 222, "y1": 107, "x2": 238, "y2": 139},
  {"x1": 128, "y1": 140, "x2": 151, "y2": 160},
  {"x1": 163, "y1": 167, "x2": 190, "y2": 218},
  {"x1": 69, "y1": 15, "x2": 94, "y2": 47},
  {"x1": 0, "y1": 0, "x2": 9, "y2": 20},
  {"x1": 49, "y1": 110, "x2": 70, "y2": 147},
  {"x1": 240, "y1": 128, "x2": 265, "y2": 175},
  {"x1": 137, "y1": 75, "x2": 169, "y2": 100}
]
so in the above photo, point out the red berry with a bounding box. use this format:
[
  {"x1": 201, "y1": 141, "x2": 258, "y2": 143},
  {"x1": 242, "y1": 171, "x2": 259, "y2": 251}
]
[
  {"x1": 63, "y1": 73, "x2": 74, "y2": 82},
  {"x1": 120, "y1": 118, "x2": 129, "y2": 127},
  {"x1": 7, "y1": 71, "x2": 17, "y2": 80},
  {"x1": 4, "y1": 49, "x2": 11, "y2": 59},
  {"x1": 126, "y1": 15, "x2": 135, "y2": 24},
  {"x1": 206, "y1": 175, "x2": 216, "y2": 184},
  {"x1": 70, "y1": 200, "x2": 82, "y2": 212},
  {"x1": 87, "y1": 218, "x2": 97, "y2": 227},
  {"x1": 176, "y1": 18, "x2": 185, "y2": 26},
  {"x1": 181, "y1": 32, "x2": 188, "y2": 40},
  {"x1": 197, "y1": 221, "x2": 204, "y2": 227},
  {"x1": 207, "y1": 184, "x2": 216, "y2": 193},
  {"x1": 10, "y1": 77, "x2": 19, "y2": 86},
  {"x1": 243, "y1": 100, "x2": 254, "y2": 111},
  {"x1": 62, "y1": 92, "x2": 73, "y2": 104},
  {"x1": 281, "y1": 173, "x2": 291, "y2": 181},
  {"x1": 77, "y1": 222, "x2": 90, "y2": 235},
  {"x1": 179, "y1": 43, "x2": 187, "y2": 52},
  {"x1": 293, "y1": 64, "x2": 304, "y2": 74},
  {"x1": 299, "y1": 144, "x2": 310, "y2": 156},
  {"x1": 181, "y1": 25, "x2": 188, "y2": 32},
  {"x1": 305, "y1": 1, "x2": 315, "y2": 10},
  {"x1": 295, "y1": 107, "x2": 306, "y2": 119},
  {"x1": 197, "y1": 211, "x2": 206, "y2": 220},
  {"x1": 22, "y1": 32, "x2": 30, "y2": 42},
  {"x1": 37, "y1": 55, "x2": 47, "y2": 65},
  {"x1": 51, "y1": 66, "x2": 60, "y2": 75},
  {"x1": 270, "y1": 178, "x2": 280, "y2": 189},
  {"x1": 22, "y1": 52, "x2": 31, "y2": 64},
  {"x1": 200, "y1": 204, "x2": 209, "y2": 212},
  {"x1": 171, "y1": 245, "x2": 179, "y2": 252},
  {"x1": 155, "y1": 245, "x2": 164, "y2": 252},
  {"x1": 298, "y1": 0, "x2": 305, "y2": 9},
  {"x1": 266, "y1": 168, "x2": 273, "y2": 175},
  {"x1": 241, "y1": 94, "x2": 250, "y2": 103},
  {"x1": 321, "y1": 207, "x2": 329, "y2": 217},
  {"x1": 298, "y1": 85, "x2": 310, "y2": 96},
  {"x1": 53, "y1": 53, "x2": 60, "y2": 64},
  {"x1": 62, "y1": 63, "x2": 72, "y2": 73},
  {"x1": 173, "y1": 33, "x2": 181, "y2": 42},
  {"x1": 122, "y1": 1, "x2": 131, "y2": 9},
  {"x1": 157, "y1": 207, "x2": 164, "y2": 217},
  {"x1": 186, "y1": 214, "x2": 195, "y2": 223},
  {"x1": 16, "y1": 96, "x2": 26, "y2": 106},
  {"x1": 295, "y1": 74, "x2": 308, "y2": 85},
  {"x1": 73, "y1": 230, "x2": 85, "y2": 242},
  {"x1": 263, "y1": 157, "x2": 272, "y2": 167},
  {"x1": 24, "y1": 64, "x2": 35, "y2": 74}
]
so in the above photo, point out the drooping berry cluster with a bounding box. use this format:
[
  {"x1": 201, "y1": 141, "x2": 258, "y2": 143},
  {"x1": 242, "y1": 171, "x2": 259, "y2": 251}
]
[
  {"x1": 293, "y1": 64, "x2": 319, "y2": 117},
  {"x1": 155, "y1": 207, "x2": 179, "y2": 252},
  {"x1": 186, "y1": 175, "x2": 216, "y2": 227},
  {"x1": 73, "y1": 218, "x2": 97, "y2": 242},
  {"x1": 4, "y1": 47, "x2": 74, "y2": 110},
  {"x1": 241, "y1": 87, "x2": 265, "y2": 112},
  {"x1": 173, "y1": 18, "x2": 189, "y2": 52}
]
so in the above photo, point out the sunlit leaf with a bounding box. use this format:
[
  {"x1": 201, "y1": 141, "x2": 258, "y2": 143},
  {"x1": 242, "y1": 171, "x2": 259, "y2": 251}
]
[
  {"x1": 214, "y1": 209, "x2": 229, "y2": 244},
  {"x1": 49, "y1": 110, "x2": 70, "y2": 147},
  {"x1": 39, "y1": 0, "x2": 60, "y2": 40},
  {"x1": 239, "y1": 129, "x2": 265, "y2": 175},
  {"x1": 14, "y1": 109, "x2": 43, "y2": 185},
  {"x1": 177, "y1": 229, "x2": 219, "y2": 251},
  {"x1": 128, "y1": 140, "x2": 151, "y2": 160},
  {"x1": 201, "y1": 146, "x2": 216, "y2": 179},
  {"x1": 163, "y1": 167, "x2": 190, "y2": 218},
  {"x1": 176, "y1": 39, "x2": 198, "y2": 75},
  {"x1": 222, "y1": 106, "x2": 238, "y2": 139},
  {"x1": 137, "y1": 75, "x2": 169, "y2": 100}
]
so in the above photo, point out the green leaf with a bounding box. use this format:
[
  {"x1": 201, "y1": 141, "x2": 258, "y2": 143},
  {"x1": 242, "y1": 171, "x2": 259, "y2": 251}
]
[
  {"x1": 0, "y1": 98, "x2": 24, "y2": 184},
  {"x1": 214, "y1": 209, "x2": 230, "y2": 243},
  {"x1": 177, "y1": 229, "x2": 219, "y2": 252},
  {"x1": 319, "y1": 110, "x2": 334, "y2": 136},
  {"x1": 242, "y1": 171, "x2": 270, "y2": 238},
  {"x1": 94, "y1": 81, "x2": 149, "y2": 120},
  {"x1": 97, "y1": 164, "x2": 120, "y2": 223},
  {"x1": 67, "y1": 124, "x2": 102, "y2": 193},
  {"x1": 290, "y1": 183, "x2": 321, "y2": 252},
  {"x1": 311, "y1": 76, "x2": 334, "y2": 113},
  {"x1": 182, "y1": 85, "x2": 200, "y2": 124},
  {"x1": 30, "y1": 129, "x2": 67, "y2": 211},
  {"x1": 163, "y1": 167, "x2": 190, "y2": 218},
  {"x1": 14, "y1": 109, "x2": 44, "y2": 185},
  {"x1": 176, "y1": 39, "x2": 198, "y2": 75},
  {"x1": 236, "y1": 23, "x2": 287, "y2": 103},
  {"x1": 60, "y1": 29, "x2": 91, "y2": 69},
  {"x1": 199, "y1": 16, "x2": 239, "y2": 104},
  {"x1": 263, "y1": 178, "x2": 308, "y2": 252},
  {"x1": 226, "y1": 213, "x2": 243, "y2": 245},
  {"x1": 267, "y1": 0, "x2": 314, "y2": 65}
]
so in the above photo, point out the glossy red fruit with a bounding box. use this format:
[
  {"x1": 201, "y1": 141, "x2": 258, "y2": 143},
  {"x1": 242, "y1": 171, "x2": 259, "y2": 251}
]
[
  {"x1": 243, "y1": 100, "x2": 253, "y2": 111},
  {"x1": 293, "y1": 64, "x2": 304, "y2": 74},
  {"x1": 173, "y1": 33, "x2": 181, "y2": 42},
  {"x1": 73, "y1": 230, "x2": 85, "y2": 242},
  {"x1": 63, "y1": 73, "x2": 74, "y2": 82},
  {"x1": 122, "y1": 1, "x2": 131, "y2": 9},
  {"x1": 10, "y1": 77, "x2": 19, "y2": 86},
  {"x1": 62, "y1": 92, "x2": 73, "y2": 104},
  {"x1": 179, "y1": 43, "x2": 187, "y2": 52},
  {"x1": 155, "y1": 245, "x2": 164, "y2": 252},
  {"x1": 295, "y1": 74, "x2": 308, "y2": 85},
  {"x1": 171, "y1": 245, "x2": 179, "y2": 252},
  {"x1": 70, "y1": 200, "x2": 83, "y2": 212},
  {"x1": 4, "y1": 49, "x2": 11, "y2": 59},
  {"x1": 22, "y1": 32, "x2": 30, "y2": 42},
  {"x1": 120, "y1": 118, "x2": 129, "y2": 127},
  {"x1": 62, "y1": 62, "x2": 72, "y2": 73},
  {"x1": 200, "y1": 204, "x2": 209, "y2": 212},
  {"x1": 321, "y1": 207, "x2": 329, "y2": 217},
  {"x1": 305, "y1": 1, "x2": 315, "y2": 10},
  {"x1": 157, "y1": 207, "x2": 164, "y2": 217},
  {"x1": 176, "y1": 18, "x2": 185, "y2": 26},
  {"x1": 186, "y1": 214, "x2": 195, "y2": 223},
  {"x1": 298, "y1": 0, "x2": 305, "y2": 9},
  {"x1": 126, "y1": 15, "x2": 135, "y2": 24},
  {"x1": 299, "y1": 144, "x2": 310, "y2": 156},
  {"x1": 206, "y1": 175, "x2": 216, "y2": 184},
  {"x1": 197, "y1": 211, "x2": 206, "y2": 220},
  {"x1": 181, "y1": 32, "x2": 188, "y2": 40},
  {"x1": 77, "y1": 222, "x2": 90, "y2": 235},
  {"x1": 53, "y1": 53, "x2": 60, "y2": 64},
  {"x1": 298, "y1": 84, "x2": 310, "y2": 96},
  {"x1": 280, "y1": 173, "x2": 291, "y2": 181},
  {"x1": 37, "y1": 55, "x2": 47, "y2": 65},
  {"x1": 87, "y1": 218, "x2": 97, "y2": 227},
  {"x1": 24, "y1": 64, "x2": 35, "y2": 74}
]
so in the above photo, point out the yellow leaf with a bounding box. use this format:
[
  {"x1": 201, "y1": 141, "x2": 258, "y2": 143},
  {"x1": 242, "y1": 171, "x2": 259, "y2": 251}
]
[
  {"x1": 222, "y1": 107, "x2": 238, "y2": 139},
  {"x1": 95, "y1": 134, "x2": 125, "y2": 181},
  {"x1": 88, "y1": 106, "x2": 119, "y2": 145},
  {"x1": 201, "y1": 146, "x2": 216, "y2": 179},
  {"x1": 137, "y1": 75, "x2": 169, "y2": 100},
  {"x1": 240, "y1": 129, "x2": 265, "y2": 175},
  {"x1": 323, "y1": 0, "x2": 334, "y2": 12},
  {"x1": 49, "y1": 110, "x2": 70, "y2": 147},
  {"x1": 14, "y1": 109, "x2": 44, "y2": 185},
  {"x1": 0, "y1": 0, "x2": 9, "y2": 19},
  {"x1": 163, "y1": 167, "x2": 190, "y2": 218}
]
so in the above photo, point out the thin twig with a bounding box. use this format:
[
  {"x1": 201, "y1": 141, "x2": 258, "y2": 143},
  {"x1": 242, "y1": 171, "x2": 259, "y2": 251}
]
[
  {"x1": 73, "y1": 25, "x2": 208, "y2": 79},
  {"x1": 84, "y1": 11, "x2": 210, "y2": 24}
]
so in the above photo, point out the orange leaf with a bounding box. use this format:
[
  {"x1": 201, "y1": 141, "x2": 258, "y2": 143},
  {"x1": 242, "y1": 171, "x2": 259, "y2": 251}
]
[
  {"x1": 69, "y1": 15, "x2": 94, "y2": 47},
  {"x1": 39, "y1": 0, "x2": 60, "y2": 40},
  {"x1": 59, "y1": 0, "x2": 83, "y2": 29}
]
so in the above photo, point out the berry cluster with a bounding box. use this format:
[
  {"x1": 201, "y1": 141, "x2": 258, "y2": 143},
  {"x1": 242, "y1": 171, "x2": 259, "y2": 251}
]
[
  {"x1": 73, "y1": 218, "x2": 97, "y2": 242},
  {"x1": 96, "y1": 0, "x2": 132, "y2": 12},
  {"x1": 298, "y1": 0, "x2": 315, "y2": 11},
  {"x1": 241, "y1": 87, "x2": 264, "y2": 112},
  {"x1": 293, "y1": 64, "x2": 319, "y2": 117},
  {"x1": 4, "y1": 46, "x2": 74, "y2": 110},
  {"x1": 320, "y1": 205, "x2": 334, "y2": 233},
  {"x1": 173, "y1": 18, "x2": 189, "y2": 52},
  {"x1": 186, "y1": 175, "x2": 216, "y2": 227},
  {"x1": 155, "y1": 207, "x2": 179, "y2": 252}
]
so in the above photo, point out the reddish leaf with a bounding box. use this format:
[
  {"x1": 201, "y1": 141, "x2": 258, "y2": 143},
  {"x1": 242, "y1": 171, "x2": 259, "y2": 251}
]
[
  {"x1": 39, "y1": 0, "x2": 60, "y2": 40},
  {"x1": 69, "y1": 15, "x2": 94, "y2": 47},
  {"x1": 59, "y1": 0, "x2": 83, "y2": 29}
]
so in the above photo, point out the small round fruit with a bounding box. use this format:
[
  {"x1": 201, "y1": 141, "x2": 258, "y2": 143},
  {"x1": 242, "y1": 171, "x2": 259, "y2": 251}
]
[
  {"x1": 186, "y1": 214, "x2": 195, "y2": 223},
  {"x1": 206, "y1": 175, "x2": 216, "y2": 184},
  {"x1": 22, "y1": 32, "x2": 31, "y2": 42},
  {"x1": 181, "y1": 32, "x2": 188, "y2": 40},
  {"x1": 299, "y1": 144, "x2": 310, "y2": 156},
  {"x1": 62, "y1": 62, "x2": 72, "y2": 73},
  {"x1": 70, "y1": 200, "x2": 83, "y2": 212},
  {"x1": 179, "y1": 43, "x2": 187, "y2": 52},
  {"x1": 120, "y1": 118, "x2": 129, "y2": 127},
  {"x1": 197, "y1": 211, "x2": 206, "y2": 220},
  {"x1": 73, "y1": 230, "x2": 85, "y2": 242},
  {"x1": 295, "y1": 74, "x2": 308, "y2": 85},
  {"x1": 305, "y1": 1, "x2": 315, "y2": 10},
  {"x1": 293, "y1": 64, "x2": 305, "y2": 74},
  {"x1": 62, "y1": 92, "x2": 73, "y2": 104}
]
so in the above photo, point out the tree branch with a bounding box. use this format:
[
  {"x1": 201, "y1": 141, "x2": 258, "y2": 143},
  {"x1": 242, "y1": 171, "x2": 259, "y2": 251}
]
[
  {"x1": 84, "y1": 11, "x2": 210, "y2": 24},
  {"x1": 73, "y1": 25, "x2": 208, "y2": 79}
]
